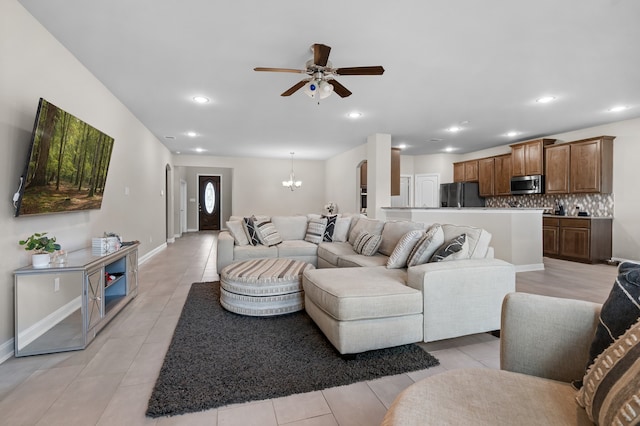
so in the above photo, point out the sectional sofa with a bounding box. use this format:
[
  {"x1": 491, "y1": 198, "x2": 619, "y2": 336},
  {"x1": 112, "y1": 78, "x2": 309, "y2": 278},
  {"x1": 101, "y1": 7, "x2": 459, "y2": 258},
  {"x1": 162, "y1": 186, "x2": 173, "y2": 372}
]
[{"x1": 217, "y1": 214, "x2": 516, "y2": 354}]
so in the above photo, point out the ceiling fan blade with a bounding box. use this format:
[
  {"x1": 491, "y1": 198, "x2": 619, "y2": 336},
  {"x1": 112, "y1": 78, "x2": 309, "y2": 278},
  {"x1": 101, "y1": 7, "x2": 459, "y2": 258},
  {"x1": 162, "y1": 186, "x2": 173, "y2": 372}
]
[
  {"x1": 313, "y1": 44, "x2": 331, "y2": 67},
  {"x1": 254, "y1": 67, "x2": 307, "y2": 74},
  {"x1": 334, "y1": 66, "x2": 385, "y2": 76},
  {"x1": 328, "y1": 79, "x2": 352, "y2": 98},
  {"x1": 281, "y1": 80, "x2": 309, "y2": 96}
]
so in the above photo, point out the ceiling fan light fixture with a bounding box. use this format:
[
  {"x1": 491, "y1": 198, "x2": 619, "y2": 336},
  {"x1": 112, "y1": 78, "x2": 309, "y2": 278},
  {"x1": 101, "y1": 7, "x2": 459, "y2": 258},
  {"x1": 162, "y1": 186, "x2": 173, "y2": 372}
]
[
  {"x1": 304, "y1": 81, "x2": 319, "y2": 98},
  {"x1": 319, "y1": 80, "x2": 334, "y2": 99}
]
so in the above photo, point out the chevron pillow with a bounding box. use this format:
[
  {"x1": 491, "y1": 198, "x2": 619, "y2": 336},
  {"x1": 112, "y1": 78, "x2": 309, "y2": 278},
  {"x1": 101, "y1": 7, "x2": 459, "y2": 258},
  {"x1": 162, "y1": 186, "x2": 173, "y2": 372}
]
[{"x1": 243, "y1": 216, "x2": 261, "y2": 246}]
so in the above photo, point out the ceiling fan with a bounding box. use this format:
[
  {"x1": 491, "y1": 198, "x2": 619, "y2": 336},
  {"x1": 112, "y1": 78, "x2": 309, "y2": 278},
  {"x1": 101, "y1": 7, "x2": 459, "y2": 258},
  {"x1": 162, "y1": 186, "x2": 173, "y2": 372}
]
[{"x1": 254, "y1": 43, "x2": 385, "y2": 99}]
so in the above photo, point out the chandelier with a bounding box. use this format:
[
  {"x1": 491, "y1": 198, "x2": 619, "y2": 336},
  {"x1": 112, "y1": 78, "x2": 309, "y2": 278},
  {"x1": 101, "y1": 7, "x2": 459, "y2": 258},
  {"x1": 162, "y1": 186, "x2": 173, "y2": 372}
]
[{"x1": 282, "y1": 152, "x2": 302, "y2": 191}]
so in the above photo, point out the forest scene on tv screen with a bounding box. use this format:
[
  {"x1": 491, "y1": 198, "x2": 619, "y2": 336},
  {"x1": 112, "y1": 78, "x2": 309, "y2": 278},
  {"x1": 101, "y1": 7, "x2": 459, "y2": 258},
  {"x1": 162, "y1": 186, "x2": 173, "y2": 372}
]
[{"x1": 18, "y1": 99, "x2": 114, "y2": 216}]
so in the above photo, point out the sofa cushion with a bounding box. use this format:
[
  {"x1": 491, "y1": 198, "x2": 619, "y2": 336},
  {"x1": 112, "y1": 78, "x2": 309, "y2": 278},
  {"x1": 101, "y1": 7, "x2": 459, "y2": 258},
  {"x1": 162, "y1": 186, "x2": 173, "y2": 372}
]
[
  {"x1": 442, "y1": 224, "x2": 491, "y2": 258},
  {"x1": 254, "y1": 219, "x2": 283, "y2": 247},
  {"x1": 276, "y1": 240, "x2": 319, "y2": 258},
  {"x1": 387, "y1": 230, "x2": 424, "y2": 269},
  {"x1": 332, "y1": 217, "x2": 352, "y2": 242},
  {"x1": 226, "y1": 220, "x2": 249, "y2": 246},
  {"x1": 430, "y1": 234, "x2": 467, "y2": 262},
  {"x1": 347, "y1": 217, "x2": 384, "y2": 245},
  {"x1": 338, "y1": 254, "x2": 389, "y2": 268},
  {"x1": 243, "y1": 216, "x2": 261, "y2": 246},
  {"x1": 583, "y1": 262, "x2": 640, "y2": 378},
  {"x1": 407, "y1": 224, "x2": 445, "y2": 267},
  {"x1": 317, "y1": 242, "x2": 356, "y2": 266},
  {"x1": 302, "y1": 267, "x2": 420, "y2": 321},
  {"x1": 378, "y1": 221, "x2": 425, "y2": 256},
  {"x1": 271, "y1": 215, "x2": 309, "y2": 241},
  {"x1": 305, "y1": 217, "x2": 327, "y2": 244},
  {"x1": 353, "y1": 232, "x2": 383, "y2": 256},
  {"x1": 322, "y1": 215, "x2": 338, "y2": 242},
  {"x1": 577, "y1": 317, "x2": 640, "y2": 426},
  {"x1": 233, "y1": 244, "x2": 278, "y2": 261}
]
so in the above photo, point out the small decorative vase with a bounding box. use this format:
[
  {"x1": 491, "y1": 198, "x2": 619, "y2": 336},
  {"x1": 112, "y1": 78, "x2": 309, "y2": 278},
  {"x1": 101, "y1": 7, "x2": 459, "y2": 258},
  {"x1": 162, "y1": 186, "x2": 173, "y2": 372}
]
[{"x1": 32, "y1": 253, "x2": 50, "y2": 268}]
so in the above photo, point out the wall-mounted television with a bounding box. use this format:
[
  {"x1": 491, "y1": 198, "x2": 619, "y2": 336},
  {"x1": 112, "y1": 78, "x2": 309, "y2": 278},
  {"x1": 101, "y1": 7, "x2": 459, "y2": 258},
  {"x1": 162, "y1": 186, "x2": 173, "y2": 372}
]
[{"x1": 14, "y1": 98, "x2": 115, "y2": 217}]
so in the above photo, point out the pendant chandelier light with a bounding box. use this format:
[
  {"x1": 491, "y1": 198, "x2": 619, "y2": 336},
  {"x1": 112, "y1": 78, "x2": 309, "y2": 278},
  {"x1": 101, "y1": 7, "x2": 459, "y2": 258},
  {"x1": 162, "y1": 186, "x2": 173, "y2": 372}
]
[{"x1": 282, "y1": 152, "x2": 302, "y2": 191}]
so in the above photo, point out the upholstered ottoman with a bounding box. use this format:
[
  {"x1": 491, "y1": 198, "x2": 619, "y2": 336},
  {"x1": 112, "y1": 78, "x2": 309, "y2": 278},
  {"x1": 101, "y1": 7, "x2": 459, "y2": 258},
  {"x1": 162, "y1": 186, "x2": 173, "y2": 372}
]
[
  {"x1": 220, "y1": 258, "x2": 314, "y2": 316},
  {"x1": 302, "y1": 266, "x2": 424, "y2": 354}
]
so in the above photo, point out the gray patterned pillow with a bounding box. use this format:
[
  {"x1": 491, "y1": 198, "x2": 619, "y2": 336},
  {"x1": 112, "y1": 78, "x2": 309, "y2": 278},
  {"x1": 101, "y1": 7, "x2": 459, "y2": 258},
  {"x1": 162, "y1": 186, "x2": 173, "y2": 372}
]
[
  {"x1": 322, "y1": 215, "x2": 338, "y2": 242},
  {"x1": 353, "y1": 232, "x2": 383, "y2": 256},
  {"x1": 305, "y1": 218, "x2": 327, "y2": 244},
  {"x1": 576, "y1": 317, "x2": 640, "y2": 425},
  {"x1": 387, "y1": 230, "x2": 424, "y2": 269},
  {"x1": 254, "y1": 219, "x2": 283, "y2": 247},
  {"x1": 243, "y1": 216, "x2": 261, "y2": 246},
  {"x1": 429, "y1": 234, "x2": 466, "y2": 262},
  {"x1": 407, "y1": 224, "x2": 444, "y2": 267}
]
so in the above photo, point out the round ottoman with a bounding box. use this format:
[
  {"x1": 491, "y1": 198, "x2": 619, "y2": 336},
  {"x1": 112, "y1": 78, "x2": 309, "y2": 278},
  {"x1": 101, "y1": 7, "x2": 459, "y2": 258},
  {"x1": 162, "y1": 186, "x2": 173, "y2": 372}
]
[{"x1": 220, "y1": 258, "x2": 315, "y2": 316}]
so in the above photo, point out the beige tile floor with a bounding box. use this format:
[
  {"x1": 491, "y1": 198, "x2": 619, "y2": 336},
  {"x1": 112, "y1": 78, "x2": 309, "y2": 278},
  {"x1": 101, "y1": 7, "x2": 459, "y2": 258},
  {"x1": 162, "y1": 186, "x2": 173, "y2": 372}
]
[{"x1": 0, "y1": 233, "x2": 618, "y2": 425}]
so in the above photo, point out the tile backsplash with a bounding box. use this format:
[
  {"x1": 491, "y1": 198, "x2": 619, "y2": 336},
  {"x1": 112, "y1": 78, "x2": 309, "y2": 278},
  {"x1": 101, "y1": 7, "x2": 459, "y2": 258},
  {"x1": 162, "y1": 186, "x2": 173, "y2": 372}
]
[{"x1": 485, "y1": 193, "x2": 614, "y2": 217}]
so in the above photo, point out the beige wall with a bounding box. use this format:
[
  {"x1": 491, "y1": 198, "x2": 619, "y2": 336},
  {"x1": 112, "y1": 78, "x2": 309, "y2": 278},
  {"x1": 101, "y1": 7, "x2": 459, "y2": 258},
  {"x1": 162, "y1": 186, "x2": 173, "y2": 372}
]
[
  {"x1": 0, "y1": 0, "x2": 172, "y2": 360},
  {"x1": 324, "y1": 144, "x2": 367, "y2": 214}
]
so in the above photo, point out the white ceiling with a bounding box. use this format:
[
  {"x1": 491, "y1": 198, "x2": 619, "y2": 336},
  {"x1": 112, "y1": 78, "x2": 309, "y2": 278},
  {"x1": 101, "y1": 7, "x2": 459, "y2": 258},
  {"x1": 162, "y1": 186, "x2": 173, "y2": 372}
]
[{"x1": 18, "y1": 0, "x2": 640, "y2": 160}]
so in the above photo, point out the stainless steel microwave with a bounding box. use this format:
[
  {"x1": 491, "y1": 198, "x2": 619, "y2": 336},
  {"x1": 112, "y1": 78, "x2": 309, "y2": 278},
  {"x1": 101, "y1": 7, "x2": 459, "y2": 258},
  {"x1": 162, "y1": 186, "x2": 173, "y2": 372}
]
[{"x1": 510, "y1": 175, "x2": 544, "y2": 195}]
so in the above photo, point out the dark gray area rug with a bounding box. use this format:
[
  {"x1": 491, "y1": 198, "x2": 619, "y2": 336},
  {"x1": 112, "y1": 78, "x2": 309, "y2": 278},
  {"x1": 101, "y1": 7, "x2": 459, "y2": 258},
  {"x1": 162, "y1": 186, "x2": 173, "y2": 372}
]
[{"x1": 146, "y1": 282, "x2": 439, "y2": 418}]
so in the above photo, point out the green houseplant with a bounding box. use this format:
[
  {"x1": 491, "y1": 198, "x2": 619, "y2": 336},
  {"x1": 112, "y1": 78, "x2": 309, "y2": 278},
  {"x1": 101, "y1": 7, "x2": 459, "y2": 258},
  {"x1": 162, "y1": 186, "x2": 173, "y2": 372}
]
[{"x1": 19, "y1": 232, "x2": 61, "y2": 268}]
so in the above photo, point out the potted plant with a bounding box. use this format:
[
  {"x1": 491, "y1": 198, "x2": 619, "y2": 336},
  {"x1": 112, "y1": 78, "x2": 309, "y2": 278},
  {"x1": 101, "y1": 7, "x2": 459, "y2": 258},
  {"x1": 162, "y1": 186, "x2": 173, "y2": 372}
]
[{"x1": 19, "y1": 232, "x2": 61, "y2": 268}]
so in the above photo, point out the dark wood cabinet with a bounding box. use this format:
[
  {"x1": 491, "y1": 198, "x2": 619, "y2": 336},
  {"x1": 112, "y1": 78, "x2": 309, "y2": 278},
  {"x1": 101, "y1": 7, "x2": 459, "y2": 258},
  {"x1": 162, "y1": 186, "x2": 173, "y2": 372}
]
[
  {"x1": 478, "y1": 157, "x2": 495, "y2": 196},
  {"x1": 453, "y1": 160, "x2": 479, "y2": 182},
  {"x1": 391, "y1": 148, "x2": 400, "y2": 196},
  {"x1": 494, "y1": 154, "x2": 512, "y2": 196},
  {"x1": 545, "y1": 144, "x2": 571, "y2": 194},
  {"x1": 511, "y1": 139, "x2": 555, "y2": 177},
  {"x1": 542, "y1": 216, "x2": 612, "y2": 263}
]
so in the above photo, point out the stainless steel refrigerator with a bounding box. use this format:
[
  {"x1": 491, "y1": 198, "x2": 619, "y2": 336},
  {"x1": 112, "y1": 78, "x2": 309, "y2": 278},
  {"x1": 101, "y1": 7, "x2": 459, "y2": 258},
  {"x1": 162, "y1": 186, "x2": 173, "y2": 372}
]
[{"x1": 439, "y1": 182, "x2": 485, "y2": 207}]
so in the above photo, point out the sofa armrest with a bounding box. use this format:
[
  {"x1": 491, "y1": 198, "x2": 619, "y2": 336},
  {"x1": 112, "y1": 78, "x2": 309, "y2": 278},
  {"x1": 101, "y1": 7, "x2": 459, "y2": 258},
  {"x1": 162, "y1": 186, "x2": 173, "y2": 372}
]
[
  {"x1": 500, "y1": 292, "x2": 600, "y2": 383},
  {"x1": 216, "y1": 231, "x2": 235, "y2": 273},
  {"x1": 407, "y1": 258, "x2": 516, "y2": 342}
]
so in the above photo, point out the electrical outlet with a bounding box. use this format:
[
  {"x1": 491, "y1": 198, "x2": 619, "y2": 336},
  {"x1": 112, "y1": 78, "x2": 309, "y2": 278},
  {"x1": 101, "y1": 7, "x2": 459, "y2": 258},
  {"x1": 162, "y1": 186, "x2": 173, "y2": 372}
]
[{"x1": 54, "y1": 277, "x2": 60, "y2": 292}]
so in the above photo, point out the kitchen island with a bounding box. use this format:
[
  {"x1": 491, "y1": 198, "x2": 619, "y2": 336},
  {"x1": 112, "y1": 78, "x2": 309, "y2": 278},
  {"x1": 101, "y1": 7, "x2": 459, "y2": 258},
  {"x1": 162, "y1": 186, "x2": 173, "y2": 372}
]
[{"x1": 380, "y1": 207, "x2": 545, "y2": 272}]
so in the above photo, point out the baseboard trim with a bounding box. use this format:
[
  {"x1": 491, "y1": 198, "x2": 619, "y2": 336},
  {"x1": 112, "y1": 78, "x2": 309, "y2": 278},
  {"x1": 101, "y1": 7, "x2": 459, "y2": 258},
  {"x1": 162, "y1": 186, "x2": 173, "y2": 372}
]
[
  {"x1": 139, "y1": 242, "x2": 167, "y2": 265},
  {"x1": 514, "y1": 263, "x2": 545, "y2": 273},
  {"x1": 0, "y1": 338, "x2": 15, "y2": 364},
  {"x1": 612, "y1": 256, "x2": 640, "y2": 265},
  {"x1": 166, "y1": 237, "x2": 175, "y2": 244}
]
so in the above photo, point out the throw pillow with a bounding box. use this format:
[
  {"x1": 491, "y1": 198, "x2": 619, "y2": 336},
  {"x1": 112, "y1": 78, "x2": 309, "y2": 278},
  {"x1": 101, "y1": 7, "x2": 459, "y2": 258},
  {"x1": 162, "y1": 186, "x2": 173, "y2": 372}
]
[
  {"x1": 226, "y1": 220, "x2": 249, "y2": 246},
  {"x1": 347, "y1": 218, "x2": 384, "y2": 245},
  {"x1": 353, "y1": 231, "x2": 383, "y2": 256},
  {"x1": 406, "y1": 224, "x2": 445, "y2": 267},
  {"x1": 243, "y1": 216, "x2": 261, "y2": 246},
  {"x1": 429, "y1": 234, "x2": 467, "y2": 262},
  {"x1": 254, "y1": 219, "x2": 283, "y2": 247},
  {"x1": 305, "y1": 217, "x2": 327, "y2": 244},
  {"x1": 582, "y1": 262, "x2": 640, "y2": 381},
  {"x1": 322, "y1": 215, "x2": 338, "y2": 242},
  {"x1": 576, "y1": 317, "x2": 640, "y2": 426},
  {"x1": 331, "y1": 217, "x2": 352, "y2": 242},
  {"x1": 387, "y1": 230, "x2": 424, "y2": 269}
]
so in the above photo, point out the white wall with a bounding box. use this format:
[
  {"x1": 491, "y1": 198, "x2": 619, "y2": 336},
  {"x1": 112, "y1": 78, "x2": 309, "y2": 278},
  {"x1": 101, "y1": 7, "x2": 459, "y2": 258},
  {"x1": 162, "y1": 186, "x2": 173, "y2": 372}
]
[
  {"x1": 0, "y1": 0, "x2": 172, "y2": 361},
  {"x1": 173, "y1": 155, "x2": 326, "y2": 217}
]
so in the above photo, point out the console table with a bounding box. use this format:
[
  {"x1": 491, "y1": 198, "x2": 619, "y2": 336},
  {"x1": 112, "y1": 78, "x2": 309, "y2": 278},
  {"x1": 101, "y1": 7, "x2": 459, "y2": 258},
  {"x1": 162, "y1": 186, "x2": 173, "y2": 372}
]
[{"x1": 14, "y1": 243, "x2": 139, "y2": 357}]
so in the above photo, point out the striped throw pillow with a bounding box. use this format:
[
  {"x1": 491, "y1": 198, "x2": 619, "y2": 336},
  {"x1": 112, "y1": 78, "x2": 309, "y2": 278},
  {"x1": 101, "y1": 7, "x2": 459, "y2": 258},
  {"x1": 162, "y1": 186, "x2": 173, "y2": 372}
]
[
  {"x1": 387, "y1": 230, "x2": 424, "y2": 269},
  {"x1": 353, "y1": 232, "x2": 383, "y2": 256},
  {"x1": 576, "y1": 317, "x2": 640, "y2": 425},
  {"x1": 254, "y1": 220, "x2": 283, "y2": 247},
  {"x1": 305, "y1": 218, "x2": 327, "y2": 244},
  {"x1": 407, "y1": 224, "x2": 445, "y2": 267}
]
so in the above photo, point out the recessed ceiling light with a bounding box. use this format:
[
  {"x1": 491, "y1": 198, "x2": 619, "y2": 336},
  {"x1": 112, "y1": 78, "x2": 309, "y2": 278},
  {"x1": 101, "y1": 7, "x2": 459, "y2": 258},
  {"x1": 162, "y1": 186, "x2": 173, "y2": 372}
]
[
  {"x1": 506, "y1": 131, "x2": 519, "y2": 137},
  {"x1": 195, "y1": 148, "x2": 205, "y2": 153},
  {"x1": 444, "y1": 147, "x2": 455, "y2": 153},
  {"x1": 347, "y1": 112, "x2": 362, "y2": 119},
  {"x1": 536, "y1": 96, "x2": 556, "y2": 103},
  {"x1": 192, "y1": 96, "x2": 210, "y2": 104},
  {"x1": 397, "y1": 144, "x2": 407, "y2": 150},
  {"x1": 187, "y1": 131, "x2": 197, "y2": 137},
  {"x1": 175, "y1": 151, "x2": 181, "y2": 155},
  {"x1": 448, "y1": 126, "x2": 462, "y2": 132},
  {"x1": 608, "y1": 105, "x2": 628, "y2": 112}
]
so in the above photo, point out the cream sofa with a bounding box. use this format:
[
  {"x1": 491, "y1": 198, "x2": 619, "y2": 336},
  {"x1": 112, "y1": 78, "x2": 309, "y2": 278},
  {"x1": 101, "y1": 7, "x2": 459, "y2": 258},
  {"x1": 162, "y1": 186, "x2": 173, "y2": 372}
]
[
  {"x1": 216, "y1": 214, "x2": 516, "y2": 354},
  {"x1": 382, "y1": 292, "x2": 602, "y2": 425}
]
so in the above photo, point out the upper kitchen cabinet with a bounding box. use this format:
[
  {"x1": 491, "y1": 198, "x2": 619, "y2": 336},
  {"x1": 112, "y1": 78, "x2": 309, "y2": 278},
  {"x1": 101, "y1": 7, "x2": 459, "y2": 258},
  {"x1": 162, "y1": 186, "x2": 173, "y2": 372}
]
[
  {"x1": 478, "y1": 157, "x2": 495, "y2": 196},
  {"x1": 510, "y1": 138, "x2": 555, "y2": 176},
  {"x1": 545, "y1": 136, "x2": 614, "y2": 194},
  {"x1": 494, "y1": 154, "x2": 512, "y2": 196},
  {"x1": 453, "y1": 160, "x2": 479, "y2": 182},
  {"x1": 391, "y1": 148, "x2": 401, "y2": 196}
]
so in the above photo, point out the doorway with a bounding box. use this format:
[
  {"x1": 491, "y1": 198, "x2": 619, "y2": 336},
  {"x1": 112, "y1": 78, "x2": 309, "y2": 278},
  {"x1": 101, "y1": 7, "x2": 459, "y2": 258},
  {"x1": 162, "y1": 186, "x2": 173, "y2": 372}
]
[
  {"x1": 180, "y1": 180, "x2": 187, "y2": 234},
  {"x1": 391, "y1": 175, "x2": 413, "y2": 207},
  {"x1": 198, "y1": 175, "x2": 221, "y2": 231},
  {"x1": 414, "y1": 174, "x2": 440, "y2": 207}
]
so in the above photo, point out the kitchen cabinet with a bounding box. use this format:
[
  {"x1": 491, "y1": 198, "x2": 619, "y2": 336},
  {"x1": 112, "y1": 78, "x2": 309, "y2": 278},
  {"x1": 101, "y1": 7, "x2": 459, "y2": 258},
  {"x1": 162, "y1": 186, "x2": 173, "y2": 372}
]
[
  {"x1": 478, "y1": 157, "x2": 495, "y2": 196},
  {"x1": 391, "y1": 148, "x2": 400, "y2": 196},
  {"x1": 542, "y1": 216, "x2": 611, "y2": 263},
  {"x1": 545, "y1": 136, "x2": 614, "y2": 194},
  {"x1": 494, "y1": 154, "x2": 512, "y2": 195},
  {"x1": 453, "y1": 160, "x2": 479, "y2": 182},
  {"x1": 510, "y1": 138, "x2": 555, "y2": 177}
]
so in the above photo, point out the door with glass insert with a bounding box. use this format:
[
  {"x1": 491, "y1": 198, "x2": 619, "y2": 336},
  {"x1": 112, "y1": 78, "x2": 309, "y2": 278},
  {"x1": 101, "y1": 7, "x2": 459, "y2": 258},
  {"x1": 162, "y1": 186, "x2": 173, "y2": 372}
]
[{"x1": 198, "y1": 175, "x2": 221, "y2": 230}]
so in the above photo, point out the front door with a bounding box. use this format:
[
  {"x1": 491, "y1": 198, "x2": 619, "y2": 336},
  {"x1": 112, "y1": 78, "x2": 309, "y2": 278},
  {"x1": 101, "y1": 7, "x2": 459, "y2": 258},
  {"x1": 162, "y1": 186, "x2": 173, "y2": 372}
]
[{"x1": 198, "y1": 175, "x2": 220, "y2": 231}]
